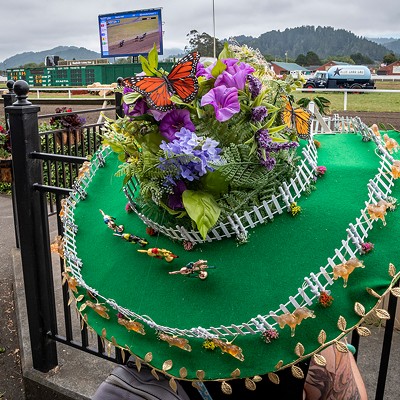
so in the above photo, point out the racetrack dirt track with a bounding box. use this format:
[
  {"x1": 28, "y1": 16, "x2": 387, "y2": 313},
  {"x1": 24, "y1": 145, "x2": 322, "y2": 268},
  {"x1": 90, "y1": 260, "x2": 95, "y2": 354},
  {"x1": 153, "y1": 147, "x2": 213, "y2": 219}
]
[{"x1": 108, "y1": 31, "x2": 160, "y2": 55}]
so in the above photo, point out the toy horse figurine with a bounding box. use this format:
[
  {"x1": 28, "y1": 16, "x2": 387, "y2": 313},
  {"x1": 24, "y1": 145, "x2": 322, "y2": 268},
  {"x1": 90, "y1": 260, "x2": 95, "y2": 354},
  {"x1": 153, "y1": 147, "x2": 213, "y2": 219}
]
[
  {"x1": 272, "y1": 307, "x2": 315, "y2": 337},
  {"x1": 212, "y1": 338, "x2": 245, "y2": 361},
  {"x1": 117, "y1": 317, "x2": 146, "y2": 335},
  {"x1": 367, "y1": 199, "x2": 396, "y2": 226},
  {"x1": 333, "y1": 257, "x2": 364, "y2": 288},
  {"x1": 383, "y1": 134, "x2": 399, "y2": 154},
  {"x1": 371, "y1": 124, "x2": 381, "y2": 138},
  {"x1": 158, "y1": 333, "x2": 192, "y2": 352},
  {"x1": 391, "y1": 160, "x2": 400, "y2": 179}
]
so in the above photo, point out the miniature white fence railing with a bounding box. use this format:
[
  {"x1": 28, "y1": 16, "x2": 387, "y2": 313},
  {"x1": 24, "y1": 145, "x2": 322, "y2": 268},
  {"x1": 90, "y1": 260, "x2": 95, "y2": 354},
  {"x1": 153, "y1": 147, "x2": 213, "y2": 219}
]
[
  {"x1": 62, "y1": 120, "x2": 397, "y2": 339},
  {"x1": 124, "y1": 139, "x2": 319, "y2": 245}
]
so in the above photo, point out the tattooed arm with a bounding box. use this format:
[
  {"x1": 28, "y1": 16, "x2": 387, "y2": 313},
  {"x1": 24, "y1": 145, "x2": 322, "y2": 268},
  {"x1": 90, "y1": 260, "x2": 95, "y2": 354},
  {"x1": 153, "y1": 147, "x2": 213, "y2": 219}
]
[{"x1": 303, "y1": 343, "x2": 368, "y2": 400}]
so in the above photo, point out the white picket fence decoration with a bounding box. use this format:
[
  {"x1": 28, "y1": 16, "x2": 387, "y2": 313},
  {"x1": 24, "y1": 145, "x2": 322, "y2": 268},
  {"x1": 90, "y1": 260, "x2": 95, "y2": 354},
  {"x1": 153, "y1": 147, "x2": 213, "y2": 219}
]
[{"x1": 124, "y1": 139, "x2": 319, "y2": 245}]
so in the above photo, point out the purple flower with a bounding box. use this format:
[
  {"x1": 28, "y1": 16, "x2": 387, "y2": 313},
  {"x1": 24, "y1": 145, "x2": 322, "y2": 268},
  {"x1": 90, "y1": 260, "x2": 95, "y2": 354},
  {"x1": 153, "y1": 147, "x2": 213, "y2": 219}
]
[
  {"x1": 251, "y1": 106, "x2": 268, "y2": 122},
  {"x1": 123, "y1": 86, "x2": 134, "y2": 95},
  {"x1": 200, "y1": 85, "x2": 240, "y2": 122},
  {"x1": 159, "y1": 109, "x2": 195, "y2": 141},
  {"x1": 196, "y1": 62, "x2": 209, "y2": 78},
  {"x1": 256, "y1": 129, "x2": 299, "y2": 170},
  {"x1": 123, "y1": 98, "x2": 148, "y2": 117},
  {"x1": 247, "y1": 74, "x2": 262, "y2": 99},
  {"x1": 159, "y1": 128, "x2": 221, "y2": 182},
  {"x1": 215, "y1": 60, "x2": 255, "y2": 90},
  {"x1": 168, "y1": 180, "x2": 187, "y2": 209},
  {"x1": 149, "y1": 109, "x2": 169, "y2": 122}
]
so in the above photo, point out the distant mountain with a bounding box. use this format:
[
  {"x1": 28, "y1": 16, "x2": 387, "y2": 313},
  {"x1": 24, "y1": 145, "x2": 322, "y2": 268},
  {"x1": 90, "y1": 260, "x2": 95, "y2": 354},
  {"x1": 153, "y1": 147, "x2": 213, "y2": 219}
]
[
  {"x1": 0, "y1": 46, "x2": 101, "y2": 70},
  {"x1": 234, "y1": 26, "x2": 391, "y2": 61},
  {"x1": 159, "y1": 48, "x2": 184, "y2": 60},
  {"x1": 0, "y1": 45, "x2": 185, "y2": 70},
  {"x1": 368, "y1": 37, "x2": 398, "y2": 45},
  {"x1": 383, "y1": 39, "x2": 400, "y2": 55}
]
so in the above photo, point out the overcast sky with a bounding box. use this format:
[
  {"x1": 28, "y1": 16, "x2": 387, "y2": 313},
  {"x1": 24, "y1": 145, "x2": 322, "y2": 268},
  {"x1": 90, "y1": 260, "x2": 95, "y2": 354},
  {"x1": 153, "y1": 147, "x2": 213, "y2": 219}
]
[{"x1": 2, "y1": 0, "x2": 399, "y2": 62}]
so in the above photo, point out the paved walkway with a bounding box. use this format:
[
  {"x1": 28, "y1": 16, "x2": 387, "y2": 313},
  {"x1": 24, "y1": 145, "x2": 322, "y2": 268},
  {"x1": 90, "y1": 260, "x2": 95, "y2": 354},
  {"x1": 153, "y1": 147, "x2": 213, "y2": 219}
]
[{"x1": 0, "y1": 194, "x2": 114, "y2": 399}]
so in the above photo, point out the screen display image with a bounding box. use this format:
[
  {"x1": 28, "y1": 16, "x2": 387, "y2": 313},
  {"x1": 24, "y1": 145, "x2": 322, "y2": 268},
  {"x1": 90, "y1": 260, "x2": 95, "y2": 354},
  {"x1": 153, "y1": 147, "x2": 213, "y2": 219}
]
[{"x1": 98, "y1": 8, "x2": 163, "y2": 57}]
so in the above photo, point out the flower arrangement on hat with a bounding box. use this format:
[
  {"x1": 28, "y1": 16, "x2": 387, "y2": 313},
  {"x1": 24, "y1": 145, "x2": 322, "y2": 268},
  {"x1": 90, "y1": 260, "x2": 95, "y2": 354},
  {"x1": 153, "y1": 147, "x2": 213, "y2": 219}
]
[{"x1": 103, "y1": 43, "x2": 306, "y2": 239}]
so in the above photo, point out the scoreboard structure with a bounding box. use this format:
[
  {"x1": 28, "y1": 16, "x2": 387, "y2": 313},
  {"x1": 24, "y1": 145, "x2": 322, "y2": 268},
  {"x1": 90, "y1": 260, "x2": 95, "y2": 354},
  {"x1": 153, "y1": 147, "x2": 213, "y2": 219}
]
[{"x1": 7, "y1": 61, "x2": 173, "y2": 87}]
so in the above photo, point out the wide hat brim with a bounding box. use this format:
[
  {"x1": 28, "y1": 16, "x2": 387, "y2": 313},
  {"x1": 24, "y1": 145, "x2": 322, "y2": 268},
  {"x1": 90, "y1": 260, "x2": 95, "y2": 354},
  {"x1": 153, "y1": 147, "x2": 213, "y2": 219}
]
[{"x1": 64, "y1": 131, "x2": 400, "y2": 385}]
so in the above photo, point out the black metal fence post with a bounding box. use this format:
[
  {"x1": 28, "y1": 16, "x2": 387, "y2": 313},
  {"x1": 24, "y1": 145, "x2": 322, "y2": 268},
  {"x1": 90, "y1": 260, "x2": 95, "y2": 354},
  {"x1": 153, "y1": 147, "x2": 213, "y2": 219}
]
[
  {"x1": 115, "y1": 77, "x2": 125, "y2": 119},
  {"x1": 2, "y1": 80, "x2": 17, "y2": 130},
  {"x1": 6, "y1": 80, "x2": 58, "y2": 372}
]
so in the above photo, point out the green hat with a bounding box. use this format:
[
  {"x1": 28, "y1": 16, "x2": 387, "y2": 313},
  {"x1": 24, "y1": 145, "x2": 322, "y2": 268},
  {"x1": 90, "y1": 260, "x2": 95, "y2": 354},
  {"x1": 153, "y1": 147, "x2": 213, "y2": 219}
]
[
  {"x1": 61, "y1": 129, "x2": 400, "y2": 394},
  {"x1": 60, "y1": 45, "x2": 400, "y2": 396}
]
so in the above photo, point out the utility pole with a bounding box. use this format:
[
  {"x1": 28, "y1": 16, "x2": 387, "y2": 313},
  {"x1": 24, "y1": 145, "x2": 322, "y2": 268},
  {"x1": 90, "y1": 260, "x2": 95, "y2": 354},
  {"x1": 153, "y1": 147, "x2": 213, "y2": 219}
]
[{"x1": 212, "y1": 0, "x2": 216, "y2": 58}]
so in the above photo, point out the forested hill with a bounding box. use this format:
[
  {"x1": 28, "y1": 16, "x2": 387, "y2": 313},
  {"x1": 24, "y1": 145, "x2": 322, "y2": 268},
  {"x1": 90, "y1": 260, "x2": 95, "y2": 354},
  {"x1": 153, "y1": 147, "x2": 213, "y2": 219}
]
[
  {"x1": 0, "y1": 46, "x2": 100, "y2": 70},
  {"x1": 234, "y1": 26, "x2": 390, "y2": 61}
]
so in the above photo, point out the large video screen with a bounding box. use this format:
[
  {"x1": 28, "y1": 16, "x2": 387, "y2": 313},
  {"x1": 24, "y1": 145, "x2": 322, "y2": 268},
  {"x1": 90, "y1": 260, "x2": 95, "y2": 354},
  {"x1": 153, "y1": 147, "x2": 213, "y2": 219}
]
[{"x1": 98, "y1": 8, "x2": 163, "y2": 58}]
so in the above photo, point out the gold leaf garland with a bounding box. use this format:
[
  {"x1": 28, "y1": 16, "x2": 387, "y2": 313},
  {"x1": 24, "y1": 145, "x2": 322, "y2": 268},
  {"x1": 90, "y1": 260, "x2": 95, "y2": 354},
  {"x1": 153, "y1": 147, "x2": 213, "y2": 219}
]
[
  {"x1": 245, "y1": 378, "x2": 257, "y2": 391},
  {"x1": 366, "y1": 287, "x2": 381, "y2": 299},
  {"x1": 144, "y1": 352, "x2": 153, "y2": 363},
  {"x1": 162, "y1": 360, "x2": 173, "y2": 372},
  {"x1": 230, "y1": 368, "x2": 241, "y2": 378},
  {"x1": 169, "y1": 377, "x2": 178, "y2": 392},
  {"x1": 151, "y1": 368, "x2": 160, "y2": 381},
  {"x1": 375, "y1": 309, "x2": 390, "y2": 320},
  {"x1": 335, "y1": 341, "x2": 348, "y2": 353},
  {"x1": 389, "y1": 263, "x2": 396, "y2": 277},
  {"x1": 196, "y1": 370, "x2": 205, "y2": 381},
  {"x1": 221, "y1": 381, "x2": 232, "y2": 395},
  {"x1": 313, "y1": 353, "x2": 327, "y2": 366},
  {"x1": 268, "y1": 372, "x2": 280, "y2": 384},
  {"x1": 291, "y1": 365, "x2": 304, "y2": 379},
  {"x1": 135, "y1": 357, "x2": 142, "y2": 372},
  {"x1": 354, "y1": 302, "x2": 366, "y2": 317},
  {"x1": 391, "y1": 287, "x2": 400, "y2": 297},
  {"x1": 179, "y1": 367, "x2": 188, "y2": 379},
  {"x1": 295, "y1": 342, "x2": 305, "y2": 357},
  {"x1": 356, "y1": 326, "x2": 371, "y2": 337},
  {"x1": 337, "y1": 316, "x2": 347, "y2": 331},
  {"x1": 318, "y1": 330, "x2": 327, "y2": 345}
]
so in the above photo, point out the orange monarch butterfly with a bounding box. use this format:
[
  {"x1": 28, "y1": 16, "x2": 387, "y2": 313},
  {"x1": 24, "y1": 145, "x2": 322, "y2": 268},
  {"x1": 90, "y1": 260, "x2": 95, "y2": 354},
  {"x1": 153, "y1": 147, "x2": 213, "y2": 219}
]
[
  {"x1": 123, "y1": 52, "x2": 200, "y2": 111},
  {"x1": 282, "y1": 101, "x2": 312, "y2": 140}
]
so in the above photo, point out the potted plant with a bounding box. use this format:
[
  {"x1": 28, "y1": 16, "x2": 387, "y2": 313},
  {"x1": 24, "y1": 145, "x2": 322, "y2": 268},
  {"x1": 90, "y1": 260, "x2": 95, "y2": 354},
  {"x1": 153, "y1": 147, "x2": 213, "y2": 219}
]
[
  {"x1": 0, "y1": 123, "x2": 12, "y2": 183},
  {"x1": 48, "y1": 107, "x2": 86, "y2": 146}
]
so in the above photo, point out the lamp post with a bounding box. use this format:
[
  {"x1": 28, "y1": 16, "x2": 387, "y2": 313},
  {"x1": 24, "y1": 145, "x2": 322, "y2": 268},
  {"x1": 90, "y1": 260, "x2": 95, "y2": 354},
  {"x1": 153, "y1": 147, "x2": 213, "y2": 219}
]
[{"x1": 212, "y1": 0, "x2": 216, "y2": 58}]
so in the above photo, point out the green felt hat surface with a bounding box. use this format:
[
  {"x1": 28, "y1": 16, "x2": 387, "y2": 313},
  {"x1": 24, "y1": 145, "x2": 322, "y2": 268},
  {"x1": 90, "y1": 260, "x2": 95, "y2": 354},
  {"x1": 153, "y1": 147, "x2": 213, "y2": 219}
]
[{"x1": 65, "y1": 132, "x2": 400, "y2": 383}]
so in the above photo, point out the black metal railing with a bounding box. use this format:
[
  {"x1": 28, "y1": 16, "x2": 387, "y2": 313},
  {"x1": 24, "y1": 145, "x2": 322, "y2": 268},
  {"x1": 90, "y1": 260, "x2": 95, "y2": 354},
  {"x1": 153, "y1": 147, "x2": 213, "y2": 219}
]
[
  {"x1": 5, "y1": 79, "x2": 127, "y2": 372},
  {"x1": 3, "y1": 79, "x2": 399, "y2": 399}
]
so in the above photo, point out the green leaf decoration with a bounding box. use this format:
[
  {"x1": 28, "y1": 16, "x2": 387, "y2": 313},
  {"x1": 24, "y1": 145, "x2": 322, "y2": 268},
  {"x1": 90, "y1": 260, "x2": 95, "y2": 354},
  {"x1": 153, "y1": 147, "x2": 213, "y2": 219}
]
[
  {"x1": 211, "y1": 59, "x2": 227, "y2": 78},
  {"x1": 200, "y1": 170, "x2": 229, "y2": 197},
  {"x1": 218, "y1": 42, "x2": 235, "y2": 60},
  {"x1": 147, "y1": 44, "x2": 159, "y2": 71},
  {"x1": 182, "y1": 190, "x2": 221, "y2": 239}
]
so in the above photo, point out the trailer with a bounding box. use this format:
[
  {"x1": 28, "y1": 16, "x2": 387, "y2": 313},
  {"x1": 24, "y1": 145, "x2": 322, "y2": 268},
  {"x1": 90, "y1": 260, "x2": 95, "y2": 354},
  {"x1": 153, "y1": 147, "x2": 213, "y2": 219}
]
[{"x1": 304, "y1": 65, "x2": 375, "y2": 90}]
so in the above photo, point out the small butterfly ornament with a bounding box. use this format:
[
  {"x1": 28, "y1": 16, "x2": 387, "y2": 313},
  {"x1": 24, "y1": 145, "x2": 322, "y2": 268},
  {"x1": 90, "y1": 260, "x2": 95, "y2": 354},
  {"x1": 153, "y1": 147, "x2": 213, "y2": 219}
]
[
  {"x1": 282, "y1": 100, "x2": 312, "y2": 140},
  {"x1": 123, "y1": 48, "x2": 200, "y2": 111}
]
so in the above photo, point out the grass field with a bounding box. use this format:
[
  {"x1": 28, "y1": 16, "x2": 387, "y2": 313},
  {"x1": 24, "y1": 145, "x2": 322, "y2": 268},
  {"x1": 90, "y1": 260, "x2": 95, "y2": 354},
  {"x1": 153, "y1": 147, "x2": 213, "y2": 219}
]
[{"x1": 293, "y1": 80, "x2": 400, "y2": 112}]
